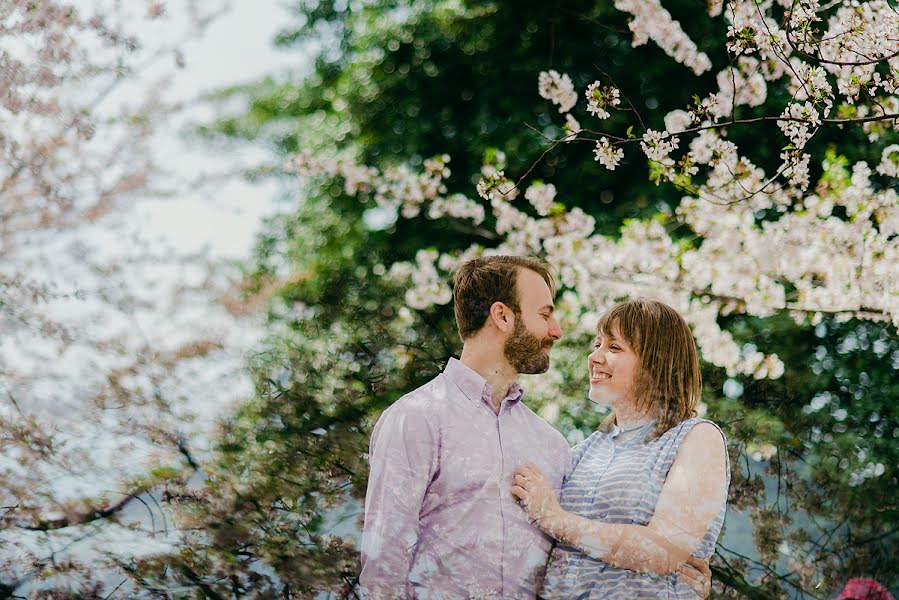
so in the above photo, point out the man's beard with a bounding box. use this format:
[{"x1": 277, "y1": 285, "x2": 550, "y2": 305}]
[{"x1": 504, "y1": 316, "x2": 552, "y2": 374}]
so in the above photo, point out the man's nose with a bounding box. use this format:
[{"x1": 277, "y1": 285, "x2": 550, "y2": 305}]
[{"x1": 549, "y1": 318, "x2": 562, "y2": 341}]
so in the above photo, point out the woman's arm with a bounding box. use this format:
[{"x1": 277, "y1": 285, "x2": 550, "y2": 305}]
[{"x1": 512, "y1": 422, "x2": 727, "y2": 576}]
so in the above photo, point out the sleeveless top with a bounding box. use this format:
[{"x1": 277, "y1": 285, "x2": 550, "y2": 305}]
[{"x1": 540, "y1": 418, "x2": 730, "y2": 599}]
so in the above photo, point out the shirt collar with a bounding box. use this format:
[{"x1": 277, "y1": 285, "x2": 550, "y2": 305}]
[
  {"x1": 609, "y1": 419, "x2": 655, "y2": 444},
  {"x1": 444, "y1": 357, "x2": 524, "y2": 410}
]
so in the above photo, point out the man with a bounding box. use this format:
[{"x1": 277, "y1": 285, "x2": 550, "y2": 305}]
[
  {"x1": 360, "y1": 255, "x2": 566, "y2": 598},
  {"x1": 360, "y1": 256, "x2": 709, "y2": 598}
]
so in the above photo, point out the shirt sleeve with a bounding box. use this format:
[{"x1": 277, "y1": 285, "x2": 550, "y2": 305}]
[{"x1": 359, "y1": 399, "x2": 438, "y2": 599}]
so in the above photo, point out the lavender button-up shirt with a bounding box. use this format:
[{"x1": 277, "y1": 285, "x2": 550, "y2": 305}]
[{"x1": 360, "y1": 358, "x2": 571, "y2": 599}]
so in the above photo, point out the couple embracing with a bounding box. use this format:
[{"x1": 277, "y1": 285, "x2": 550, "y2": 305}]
[{"x1": 360, "y1": 256, "x2": 729, "y2": 599}]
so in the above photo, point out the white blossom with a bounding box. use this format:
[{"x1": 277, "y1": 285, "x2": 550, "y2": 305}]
[
  {"x1": 876, "y1": 144, "x2": 899, "y2": 178},
  {"x1": 390, "y1": 249, "x2": 453, "y2": 309},
  {"x1": 476, "y1": 169, "x2": 506, "y2": 201},
  {"x1": 663, "y1": 109, "x2": 692, "y2": 134},
  {"x1": 538, "y1": 70, "x2": 578, "y2": 113},
  {"x1": 428, "y1": 194, "x2": 486, "y2": 224},
  {"x1": 614, "y1": 0, "x2": 712, "y2": 74},
  {"x1": 586, "y1": 81, "x2": 621, "y2": 119},
  {"x1": 778, "y1": 102, "x2": 820, "y2": 149},
  {"x1": 714, "y1": 57, "x2": 768, "y2": 117},
  {"x1": 291, "y1": 0, "x2": 899, "y2": 382},
  {"x1": 640, "y1": 129, "x2": 679, "y2": 165},
  {"x1": 594, "y1": 137, "x2": 624, "y2": 170},
  {"x1": 525, "y1": 183, "x2": 558, "y2": 216},
  {"x1": 563, "y1": 114, "x2": 582, "y2": 139},
  {"x1": 786, "y1": 59, "x2": 834, "y2": 115}
]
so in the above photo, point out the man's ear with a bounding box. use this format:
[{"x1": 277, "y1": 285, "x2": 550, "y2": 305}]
[{"x1": 488, "y1": 301, "x2": 514, "y2": 333}]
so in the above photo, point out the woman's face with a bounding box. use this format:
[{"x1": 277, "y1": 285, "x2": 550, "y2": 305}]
[{"x1": 588, "y1": 325, "x2": 639, "y2": 408}]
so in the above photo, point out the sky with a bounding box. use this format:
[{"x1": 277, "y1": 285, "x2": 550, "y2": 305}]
[{"x1": 128, "y1": 0, "x2": 301, "y2": 259}]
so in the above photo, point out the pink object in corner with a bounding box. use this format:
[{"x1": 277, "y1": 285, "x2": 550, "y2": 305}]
[{"x1": 835, "y1": 578, "x2": 896, "y2": 600}]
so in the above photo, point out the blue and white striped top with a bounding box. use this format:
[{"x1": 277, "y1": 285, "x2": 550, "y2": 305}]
[{"x1": 540, "y1": 418, "x2": 730, "y2": 599}]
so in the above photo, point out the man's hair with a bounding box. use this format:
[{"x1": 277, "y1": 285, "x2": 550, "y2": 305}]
[
  {"x1": 597, "y1": 298, "x2": 702, "y2": 438},
  {"x1": 452, "y1": 256, "x2": 556, "y2": 340}
]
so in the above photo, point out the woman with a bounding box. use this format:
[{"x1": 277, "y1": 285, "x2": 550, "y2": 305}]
[{"x1": 512, "y1": 298, "x2": 729, "y2": 598}]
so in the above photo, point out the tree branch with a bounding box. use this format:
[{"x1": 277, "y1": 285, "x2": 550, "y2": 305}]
[
  {"x1": 783, "y1": 0, "x2": 899, "y2": 67},
  {"x1": 573, "y1": 111, "x2": 899, "y2": 147},
  {"x1": 3, "y1": 493, "x2": 142, "y2": 531}
]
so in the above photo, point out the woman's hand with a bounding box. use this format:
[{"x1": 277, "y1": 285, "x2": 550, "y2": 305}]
[
  {"x1": 679, "y1": 555, "x2": 712, "y2": 598},
  {"x1": 511, "y1": 463, "x2": 566, "y2": 539}
]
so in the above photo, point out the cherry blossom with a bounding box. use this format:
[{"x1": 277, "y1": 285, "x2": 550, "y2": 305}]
[
  {"x1": 663, "y1": 109, "x2": 692, "y2": 134},
  {"x1": 876, "y1": 144, "x2": 899, "y2": 178},
  {"x1": 585, "y1": 81, "x2": 621, "y2": 119},
  {"x1": 538, "y1": 70, "x2": 577, "y2": 113},
  {"x1": 525, "y1": 182, "x2": 558, "y2": 216},
  {"x1": 563, "y1": 114, "x2": 582, "y2": 139},
  {"x1": 614, "y1": 0, "x2": 713, "y2": 74},
  {"x1": 593, "y1": 138, "x2": 624, "y2": 171},
  {"x1": 285, "y1": 0, "x2": 899, "y2": 383}
]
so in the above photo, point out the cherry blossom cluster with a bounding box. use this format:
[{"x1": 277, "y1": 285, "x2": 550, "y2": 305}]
[
  {"x1": 388, "y1": 249, "x2": 453, "y2": 310},
  {"x1": 542, "y1": 0, "x2": 899, "y2": 227},
  {"x1": 537, "y1": 70, "x2": 577, "y2": 113},
  {"x1": 640, "y1": 129, "x2": 679, "y2": 168},
  {"x1": 594, "y1": 138, "x2": 624, "y2": 170},
  {"x1": 538, "y1": 74, "x2": 627, "y2": 168},
  {"x1": 288, "y1": 150, "x2": 486, "y2": 225},
  {"x1": 524, "y1": 182, "x2": 558, "y2": 216},
  {"x1": 614, "y1": 0, "x2": 713, "y2": 75},
  {"x1": 285, "y1": 0, "x2": 899, "y2": 385},
  {"x1": 289, "y1": 157, "x2": 895, "y2": 383},
  {"x1": 288, "y1": 151, "x2": 791, "y2": 380},
  {"x1": 586, "y1": 81, "x2": 621, "y2": 119}
]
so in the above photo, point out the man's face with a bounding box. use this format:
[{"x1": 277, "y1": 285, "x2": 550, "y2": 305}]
[{"x1": 503, "y1": 268, "x2": 562, "y2": 374}]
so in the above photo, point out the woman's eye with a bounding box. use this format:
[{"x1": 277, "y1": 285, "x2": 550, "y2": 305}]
[{"x1": 611, "y1": 345, "x2": 621, "y2": 351}]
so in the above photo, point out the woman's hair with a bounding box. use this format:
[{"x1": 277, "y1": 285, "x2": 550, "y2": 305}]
[{"x1": 596, "y1": 298, "x2": 702, "y2": 438}]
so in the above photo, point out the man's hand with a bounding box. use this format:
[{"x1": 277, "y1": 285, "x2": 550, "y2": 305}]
[
  {"x1": 511, "y1": 463, "x2": 566, "y2": 539},
  {"x1": 678, "y1": 555, "x2": 711, "y2": 598}
]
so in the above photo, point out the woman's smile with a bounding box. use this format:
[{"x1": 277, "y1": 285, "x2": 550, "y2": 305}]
[{"x1": 590, "y1": 369, "x2": 611, "y2": 383}]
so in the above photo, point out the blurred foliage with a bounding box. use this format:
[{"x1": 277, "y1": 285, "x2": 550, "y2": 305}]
[{"x1": 134, "y1": 0, "x2": 898, "y2": 597}]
